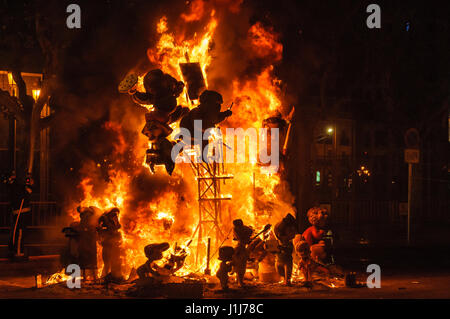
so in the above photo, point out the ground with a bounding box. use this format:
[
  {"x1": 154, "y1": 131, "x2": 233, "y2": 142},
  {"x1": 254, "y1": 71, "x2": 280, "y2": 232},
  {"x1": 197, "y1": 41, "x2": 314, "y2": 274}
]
[
  {"x1": 1, "y1": 240, "x2": 450, "y2": 299},
  {"x1": 0, "y1": 272, "x2": 450, "y2": 298}
]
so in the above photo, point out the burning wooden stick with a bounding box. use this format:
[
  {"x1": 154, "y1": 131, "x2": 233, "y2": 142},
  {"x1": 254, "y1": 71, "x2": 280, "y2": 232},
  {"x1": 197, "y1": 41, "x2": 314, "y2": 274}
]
[
  {"x1": 12, "y1": 199, "x2": 24, "y2": 246},
  {"x1": 35, "y1": 274, "x2": 43, "y2": 289},
  {"x1": 282, "y1": 106, "x2": 296, "y2": 156},
  {"x1": 250, "y1": 224, "x2": 272, "y2": 242},
  {"x1": 205, "y1": 238, "x2": 211, "y2": 275}
]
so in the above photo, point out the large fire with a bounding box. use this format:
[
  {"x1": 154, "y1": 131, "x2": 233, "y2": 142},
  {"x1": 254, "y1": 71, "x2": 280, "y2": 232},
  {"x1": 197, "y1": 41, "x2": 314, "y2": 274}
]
[{"x1": 65, "y1": 1, "x2": 294, "y2": 280}]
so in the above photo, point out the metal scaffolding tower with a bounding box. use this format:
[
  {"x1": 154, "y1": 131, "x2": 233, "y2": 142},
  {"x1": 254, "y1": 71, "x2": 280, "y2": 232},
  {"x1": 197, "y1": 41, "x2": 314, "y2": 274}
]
[{"x1": 185, "y1": 144, "x2": 233, "y2": 268}]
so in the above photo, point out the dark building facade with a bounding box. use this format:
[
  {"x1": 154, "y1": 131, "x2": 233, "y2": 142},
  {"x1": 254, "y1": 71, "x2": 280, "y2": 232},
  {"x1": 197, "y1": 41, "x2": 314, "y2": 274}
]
[{"x1": 280, "y1": 1, "x2": 450, "y2": 239}]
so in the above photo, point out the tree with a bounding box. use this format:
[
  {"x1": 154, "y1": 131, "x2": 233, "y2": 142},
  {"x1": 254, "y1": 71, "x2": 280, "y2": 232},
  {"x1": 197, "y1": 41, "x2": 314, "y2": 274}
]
[{"x1": 0, "y1": 0, "x2": 74, "y2": 175}]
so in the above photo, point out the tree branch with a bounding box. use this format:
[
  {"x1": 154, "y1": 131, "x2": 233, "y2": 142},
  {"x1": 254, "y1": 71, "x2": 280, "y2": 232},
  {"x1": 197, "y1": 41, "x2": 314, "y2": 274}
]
[
  {"x1": 0, "y1": 88, "x2": 23, "y2": 119},
  {"x1": 11, "y1": 71, "x2": 34, "y2": 117}
]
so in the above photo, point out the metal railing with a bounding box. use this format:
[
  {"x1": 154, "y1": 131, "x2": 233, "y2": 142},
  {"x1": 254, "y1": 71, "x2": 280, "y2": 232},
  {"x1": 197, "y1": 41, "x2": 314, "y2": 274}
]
[
  {"x1": 0, "y1": 201, "x2": 61, "y2": 228},
  {"x1": 326, "y1": 199, "x2": 402, "y2": 241},
  {"x1": 329, "y1": 198, "x2": 449, "y2": 232},
  {"x1": 330, "y1": 199, "x2": 400, "y2": 228}
]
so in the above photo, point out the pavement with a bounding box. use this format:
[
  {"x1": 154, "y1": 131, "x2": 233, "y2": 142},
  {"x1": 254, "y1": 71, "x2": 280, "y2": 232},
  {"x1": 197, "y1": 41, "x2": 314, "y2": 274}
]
[
  {"x1": 1, "y1": 243, "x2": 450, "y2": 299},
  {"x1": 0, "y1": 271, "x2": 449, "y2": 299}
]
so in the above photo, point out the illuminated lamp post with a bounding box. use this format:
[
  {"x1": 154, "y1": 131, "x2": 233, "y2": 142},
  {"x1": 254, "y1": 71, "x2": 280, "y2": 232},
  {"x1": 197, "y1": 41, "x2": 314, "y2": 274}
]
[{"x1": 326, "y1": 125, "x2": 337, "y2": 198}]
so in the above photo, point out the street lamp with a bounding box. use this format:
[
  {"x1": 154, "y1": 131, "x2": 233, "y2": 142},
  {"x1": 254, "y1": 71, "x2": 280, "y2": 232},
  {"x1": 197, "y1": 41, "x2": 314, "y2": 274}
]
[
  {"x1": 327, "y1": 125, "x2": 338, "y2": 198},
  {"x1": 32, "y1": 89, "x2": 41, "y2": 101}
]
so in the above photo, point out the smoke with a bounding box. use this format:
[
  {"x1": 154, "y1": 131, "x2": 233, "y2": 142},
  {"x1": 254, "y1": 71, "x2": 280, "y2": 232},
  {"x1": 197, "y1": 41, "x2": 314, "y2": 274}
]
[
  {"x1": 50, "y1": 1, "x2": 158, "y2": 204},
  {"x1": 179, "y1": 2, "x2": 284, "y2": 107}
]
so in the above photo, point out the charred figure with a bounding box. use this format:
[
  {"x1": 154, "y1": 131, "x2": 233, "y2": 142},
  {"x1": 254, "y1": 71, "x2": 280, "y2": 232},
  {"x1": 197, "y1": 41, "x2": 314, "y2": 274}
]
[
  {"x1": 274, "y1": 213, "x2": 297, "y2": 286},
  {"x1": 231, "y1": 219, "x2": 253, "y2": 287},
  {"x1": 179, "y1": 90, "x2": 232, "y2": 161},
  {"x1": 216, "y1": 246, "x2": 235, "y2": 291},
  {"x1": 98, "y1": 207, "x2": 123, "y2": 282},
  {"x1": 119, "y1": 69, "x2": 189, "y2": 174},
  {"x1": 62, "y1": 206, "x2": 99, "y2": 279},
  {"x1": 137, "y1": 242, "x2": 170, "y2": 280}
]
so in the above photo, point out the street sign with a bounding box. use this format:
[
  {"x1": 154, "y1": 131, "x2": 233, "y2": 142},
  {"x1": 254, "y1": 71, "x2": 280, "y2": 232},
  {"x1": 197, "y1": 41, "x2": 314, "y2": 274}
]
[
  {"x1": 403, "y1": 129, "x2": 420, "y2": 245},
  {"x1": 404, "y1": 149, "x2": 420, "y2": 164},
  {"x1": 404, "y1": 144, "x2": 420, "y2": 245}
]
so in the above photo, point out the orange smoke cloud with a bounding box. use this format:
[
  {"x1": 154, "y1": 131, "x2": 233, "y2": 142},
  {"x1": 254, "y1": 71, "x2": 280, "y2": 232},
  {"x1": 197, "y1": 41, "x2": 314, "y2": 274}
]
[{"x1": 181, "y1": 0, "x2": 205, "y2": 22}]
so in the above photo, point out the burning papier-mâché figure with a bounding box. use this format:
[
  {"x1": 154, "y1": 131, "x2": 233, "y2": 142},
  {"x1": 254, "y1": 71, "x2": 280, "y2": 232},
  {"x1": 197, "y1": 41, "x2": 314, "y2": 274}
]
[
  {"x1": 274, "y1": 213, "x2": 298, "y2": 286},
  {"x1": 119, "y1": 69, "x2": 189, "y2": 175},
  {"x1": 293, "y1": 234, "x2": 329, "y2": 286},
  {"x1": 179, "y1": 90, "x2": 232, "y2": 160},
  {"x1": 302, "y1": 207, "x2": 331, "y2": 264},
  {"x1": 137, "y1": 242, "x2": 170, "y2": 281},
  {"x1": 161, "y1": 243, "x2": 189, "y2": 275},
  {"x1": 98, "y1": 207, "x2": 123, "y2": 283},
  {"x1": 245, "y1": 223, "x2": 272, "y2": 280},
  {"x1": 231, "y1": 219, "x2": 253, "y2": 287},
  {"x1": 216, "y1": 224, "x2": 271, "y2": 291},
  {"x1": 62, "y1": 206, "x2": 100, "y2": 280},
  {"x1": 216, "y1": 246, "x2": 235, "y2": 291},
  {"x1": 247, "y1": 237, "x2": 268, "y2": 277}
]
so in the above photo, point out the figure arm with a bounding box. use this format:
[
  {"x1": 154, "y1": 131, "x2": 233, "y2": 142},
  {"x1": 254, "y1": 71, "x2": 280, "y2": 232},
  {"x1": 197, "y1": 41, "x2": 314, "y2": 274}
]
[
  {"x1": 311, "y1": 226, "x2": 325, "y2": 241},
  {"x1": 111, "y1": 214, "x2": 121, "y2": 231},
  {"x1": 131, "y1": 92, "x2": 153, "y2": 105},
  {"x1": 302, "y1": 227, "x2": 314, "y2": 246},
  {"x1": 149, "y1": 261, "x2": 163, "y2": 276},
  {"x1": 216, "y1": 110, "x2": 232, "y2": 124}
]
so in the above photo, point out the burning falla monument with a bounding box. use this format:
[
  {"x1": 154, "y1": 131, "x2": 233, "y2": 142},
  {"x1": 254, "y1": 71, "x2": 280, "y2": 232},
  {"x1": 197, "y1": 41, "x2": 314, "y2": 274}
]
[{"x1": 51, "y1": 1, "x2": 342, "y2": 295}]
